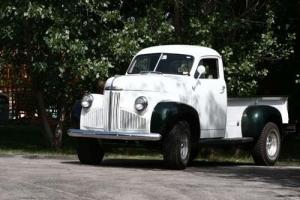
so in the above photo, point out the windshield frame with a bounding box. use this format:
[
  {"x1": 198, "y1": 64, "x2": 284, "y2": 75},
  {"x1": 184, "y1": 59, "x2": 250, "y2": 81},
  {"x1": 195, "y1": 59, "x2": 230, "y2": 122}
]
[{"x1": 126, "y1": 53, "x2": 195, "y2": 76}]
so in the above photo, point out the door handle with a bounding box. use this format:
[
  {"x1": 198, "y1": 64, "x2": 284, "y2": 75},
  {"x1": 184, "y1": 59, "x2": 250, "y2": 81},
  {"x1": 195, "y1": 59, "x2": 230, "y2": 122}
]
[{"x1": 220, "y1": 86, "x2": 226, "y2": 94}]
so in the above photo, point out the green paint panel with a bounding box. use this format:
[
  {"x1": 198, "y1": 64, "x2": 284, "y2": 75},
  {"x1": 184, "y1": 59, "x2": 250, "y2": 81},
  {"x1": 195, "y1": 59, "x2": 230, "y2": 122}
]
[
  {"x1": 150, "y1": 102, "x2": 199, "y2": 136},
  {"x1": 241, "y1": 105, "x2": 282, "y2": 138},
  {"x1": 71, "y1": 100, "x2": 82, "y2": 129}
]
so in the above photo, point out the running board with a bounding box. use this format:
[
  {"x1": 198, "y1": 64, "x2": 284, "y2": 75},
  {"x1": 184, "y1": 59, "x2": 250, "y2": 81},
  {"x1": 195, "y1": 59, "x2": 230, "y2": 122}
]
[{"x1": 199, "y1": 137, "x2": 254, "y2": 145}]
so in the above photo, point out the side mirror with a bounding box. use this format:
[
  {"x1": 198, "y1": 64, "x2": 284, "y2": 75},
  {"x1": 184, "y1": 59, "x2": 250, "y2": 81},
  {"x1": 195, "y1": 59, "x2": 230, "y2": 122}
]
[
  {"x1": 192, "y1": 65, "x2": 206, "y2": 90},
  {"x1": 197, "y1": 65, "x2": 206, "y2": 79}
]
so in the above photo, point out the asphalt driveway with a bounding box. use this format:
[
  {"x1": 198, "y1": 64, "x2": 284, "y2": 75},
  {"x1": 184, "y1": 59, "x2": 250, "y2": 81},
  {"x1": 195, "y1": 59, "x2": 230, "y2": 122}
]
[{"x1": 0, "y1": 155, "x2": 299, "y2": 200}]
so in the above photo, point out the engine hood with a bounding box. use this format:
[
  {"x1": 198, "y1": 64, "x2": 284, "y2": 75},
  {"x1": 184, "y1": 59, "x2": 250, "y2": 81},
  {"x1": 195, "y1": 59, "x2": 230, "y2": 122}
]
[{"x1": 105, "y1": 74, "x2": 192, "y2": 93}]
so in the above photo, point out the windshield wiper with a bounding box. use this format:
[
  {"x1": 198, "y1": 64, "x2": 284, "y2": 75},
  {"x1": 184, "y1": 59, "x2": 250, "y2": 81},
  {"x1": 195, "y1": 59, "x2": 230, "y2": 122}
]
[{"x1": 140, "y1": 71, "x2": 163, "y2": 74}]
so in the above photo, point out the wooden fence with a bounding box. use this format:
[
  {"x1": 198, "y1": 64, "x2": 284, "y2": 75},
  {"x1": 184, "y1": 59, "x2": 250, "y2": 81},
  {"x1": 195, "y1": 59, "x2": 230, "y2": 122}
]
[{"x1": 0, "y1": 65, "x2": 36, "y2": 119}]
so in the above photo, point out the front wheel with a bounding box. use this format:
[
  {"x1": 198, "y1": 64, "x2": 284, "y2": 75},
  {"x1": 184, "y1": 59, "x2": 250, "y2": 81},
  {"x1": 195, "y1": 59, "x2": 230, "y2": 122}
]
[
  {"x1": 77, "y1": 138, "x2": 104, "y2": 165},
  {"x1": 252, "y1": 122, "x2": 281, "y2": 166},
  {"x1": 163, "y1": 121, "x2": 191, "y2": 170}
]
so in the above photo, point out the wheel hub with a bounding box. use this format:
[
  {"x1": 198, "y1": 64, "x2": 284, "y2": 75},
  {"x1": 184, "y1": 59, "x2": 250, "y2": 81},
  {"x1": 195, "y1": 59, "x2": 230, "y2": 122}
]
[
  {"x1": 266, "y1": 130, "x2": 278, "y2": 158},
  {"x1": 180, "y1": 137, "x2": 189, "y2": 160}
]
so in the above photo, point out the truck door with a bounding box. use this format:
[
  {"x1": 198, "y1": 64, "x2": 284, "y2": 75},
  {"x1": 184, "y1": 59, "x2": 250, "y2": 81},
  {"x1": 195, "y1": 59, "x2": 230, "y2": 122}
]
[{"x1": 192, "y1": 57, "x2": 227, "y2": 138}]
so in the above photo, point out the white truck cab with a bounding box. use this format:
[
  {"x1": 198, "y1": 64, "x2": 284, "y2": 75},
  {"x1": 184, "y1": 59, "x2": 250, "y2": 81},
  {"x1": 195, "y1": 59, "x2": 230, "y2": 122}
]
[{"x1": 68, "y1": 45, "x2": 293, "y2": 169}]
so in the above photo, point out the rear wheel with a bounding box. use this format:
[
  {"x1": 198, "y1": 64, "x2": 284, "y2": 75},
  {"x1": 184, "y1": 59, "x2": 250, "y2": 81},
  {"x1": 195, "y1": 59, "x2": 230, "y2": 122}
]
[
  {"x1": 77, "y1": 138, "x2": 104, "y2": 165},
  {"x1": 163, "y1": 121, "x2": 191, "y2": 170},
  {"x1": 252, "y1": 122, "x2": 281, "y2": 166}
]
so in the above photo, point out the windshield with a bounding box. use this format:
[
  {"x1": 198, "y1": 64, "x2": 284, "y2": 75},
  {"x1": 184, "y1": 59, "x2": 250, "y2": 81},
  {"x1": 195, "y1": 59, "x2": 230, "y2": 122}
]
[{"x1": 127, "y1": 53, "x2": 194, "y2": 75}]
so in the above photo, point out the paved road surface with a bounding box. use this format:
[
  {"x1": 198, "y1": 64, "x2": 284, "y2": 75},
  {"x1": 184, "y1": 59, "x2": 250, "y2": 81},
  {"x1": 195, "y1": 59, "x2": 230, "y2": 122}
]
[{"x1": 0, "y1": 155, "x2": 299, "y2": 200}]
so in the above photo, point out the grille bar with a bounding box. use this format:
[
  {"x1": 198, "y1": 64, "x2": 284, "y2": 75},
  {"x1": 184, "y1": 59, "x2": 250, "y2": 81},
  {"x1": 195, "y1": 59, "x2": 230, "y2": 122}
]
[{"x1": 110, "y1": 92, "x2": 120, "y2": 130}]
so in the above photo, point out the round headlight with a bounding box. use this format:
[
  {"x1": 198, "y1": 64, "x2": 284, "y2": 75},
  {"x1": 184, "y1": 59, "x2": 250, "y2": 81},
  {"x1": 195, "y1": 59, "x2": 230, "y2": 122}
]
[
  {"x1": 135, "y1": 96, "x2": 148, "y2": 112},
  {"x1": 81, "y1": 94, "x2": 93, "y2": 108}
]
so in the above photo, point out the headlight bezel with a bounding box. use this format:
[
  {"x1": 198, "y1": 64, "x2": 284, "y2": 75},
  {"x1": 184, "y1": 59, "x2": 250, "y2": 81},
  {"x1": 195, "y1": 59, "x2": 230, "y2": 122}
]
[
  {"x1": 134, "y1": 96, "x2": 148, "y2": 112},
  {"x1": 81, "y1": 94, "x2": 94, "y2": 108}
]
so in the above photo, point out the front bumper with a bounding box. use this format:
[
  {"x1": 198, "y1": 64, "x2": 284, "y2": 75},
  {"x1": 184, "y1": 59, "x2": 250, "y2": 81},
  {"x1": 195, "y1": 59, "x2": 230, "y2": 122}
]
[{"x1": 67, "y1": 129, "x2": 162, "y2": 141}]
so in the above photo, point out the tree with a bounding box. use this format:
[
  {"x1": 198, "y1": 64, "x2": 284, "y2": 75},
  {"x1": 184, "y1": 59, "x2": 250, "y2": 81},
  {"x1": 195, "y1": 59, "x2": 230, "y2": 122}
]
[
  {"x1": 0, "y1": 0, "x2": 298, "y2": 148},
  {"x1": 185, "y1": 0, "x2": 295, "y2": 96},
  {"x1": 120, "y1": 0, "x2": 296, "y2": 96},
  {"x1": 0, "y1": 1, "x2": 122, "y2": 147},
  {"x1": 0, "y1": 0, "x2": 174, "y2": 147}
]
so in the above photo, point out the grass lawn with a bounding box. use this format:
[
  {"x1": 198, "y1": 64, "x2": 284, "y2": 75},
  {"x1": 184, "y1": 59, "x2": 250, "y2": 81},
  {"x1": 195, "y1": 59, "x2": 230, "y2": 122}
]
[
  {"x1": 0, "y1": 124, "x2": 299, "y2": 166},
  {"x1": 0, "y1": 124, "x2": 75, "y2": 155}
]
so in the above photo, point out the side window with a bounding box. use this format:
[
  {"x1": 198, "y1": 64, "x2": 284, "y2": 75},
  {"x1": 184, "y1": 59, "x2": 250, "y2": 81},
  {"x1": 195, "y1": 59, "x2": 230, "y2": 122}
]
[{"x1": 194, "y1": 58, "x2": 219, "y2": 79}]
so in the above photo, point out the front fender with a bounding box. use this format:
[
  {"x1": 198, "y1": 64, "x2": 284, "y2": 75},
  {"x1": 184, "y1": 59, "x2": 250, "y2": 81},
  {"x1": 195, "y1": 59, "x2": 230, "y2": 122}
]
[
  {"x1": 241, "y1": 105, "x2": 282, "y2": 138},
  {"x1": 150, "y1": 102, "x2": 200, "y2": 137},
  {"x1": 71, "y1": 100, "x2": 82, "y2": 129}
]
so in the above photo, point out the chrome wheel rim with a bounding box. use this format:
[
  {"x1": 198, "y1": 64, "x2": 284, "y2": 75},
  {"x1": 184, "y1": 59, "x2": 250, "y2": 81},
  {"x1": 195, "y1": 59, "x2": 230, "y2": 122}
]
[
  {"x1": 266, "y1": 130, "x2": 279, "y2": 159},
  {"x1": 180, "y1": 136, "x2": 189, "y2": 160}
]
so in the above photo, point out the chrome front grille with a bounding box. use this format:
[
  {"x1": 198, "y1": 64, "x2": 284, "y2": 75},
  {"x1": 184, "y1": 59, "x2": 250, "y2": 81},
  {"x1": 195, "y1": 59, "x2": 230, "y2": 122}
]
[
  {"x1": 81, "y1": 108, "x2": 105, "y2": 129},
  {"x1": 81, "y1": 107, "x2": 109, "y2": 130},
  {"x1": 81, "y1": 91, "x2": 147, "y2": 131},
  {"x1": 120, "y1": 110, "x2": 147, "y2": 130}
]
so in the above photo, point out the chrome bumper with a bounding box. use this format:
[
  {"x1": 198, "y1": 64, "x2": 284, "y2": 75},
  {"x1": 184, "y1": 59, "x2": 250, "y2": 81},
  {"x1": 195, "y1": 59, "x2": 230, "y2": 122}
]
[{"x1": 67, "y1": 129, "x2": 161, "y2": 141}]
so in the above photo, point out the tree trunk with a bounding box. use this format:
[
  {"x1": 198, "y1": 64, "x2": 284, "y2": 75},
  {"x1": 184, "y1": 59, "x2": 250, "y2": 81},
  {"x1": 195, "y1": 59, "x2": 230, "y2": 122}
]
[
  {"x1": 36, "y1": 91, "x2": 54, "y2": 147},
  {"x1": 293, "y1": 1, "x2": 300, "y2": 121},
  {"x1": 53, "y1": 107, "x2": 66, "y2": 149},
  {"x1": 173, "y1": 0, "x2": 183, "y2": 43},
  {"x1": 296, "y1": 1, "x2": 300, "y2": 63}
]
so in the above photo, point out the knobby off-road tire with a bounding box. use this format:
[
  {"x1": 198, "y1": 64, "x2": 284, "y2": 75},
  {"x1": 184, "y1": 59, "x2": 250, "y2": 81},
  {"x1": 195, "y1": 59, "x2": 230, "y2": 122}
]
[
  {"x1": 252, "y1": 122, "x2": 281, "y2": 166},
  {"x1": 77, "y1": 138, "x2": 104, "y2": 165},
  {"x1": 163, "y1": 121, "x2": 191, "y2": 170}
]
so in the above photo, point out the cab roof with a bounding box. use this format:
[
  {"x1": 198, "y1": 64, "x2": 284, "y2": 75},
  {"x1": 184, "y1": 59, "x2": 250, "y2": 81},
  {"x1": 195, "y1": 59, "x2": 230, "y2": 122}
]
[{"x1": 137, "y1": 45, "x2": 221, "y2": 58}]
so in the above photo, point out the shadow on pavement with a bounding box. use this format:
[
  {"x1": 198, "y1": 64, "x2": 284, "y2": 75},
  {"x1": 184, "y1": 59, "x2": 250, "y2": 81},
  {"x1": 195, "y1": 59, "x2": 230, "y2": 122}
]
[
  {"x1": 62, "y1": 158, "x2": 300, "y2": 193},
  {"x1": 189, "y1": 161, "x2": 300, "y2": 195},
  {"x1": 62, "y1": 158, "x2": 253, "y2": 170},
  {"x1": 62, "y1": 159, "x2": 166, "y2": 170}
]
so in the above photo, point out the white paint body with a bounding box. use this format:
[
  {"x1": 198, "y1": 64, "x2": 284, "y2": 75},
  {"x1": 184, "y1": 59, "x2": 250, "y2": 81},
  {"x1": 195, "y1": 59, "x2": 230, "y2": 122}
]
[
  {"x1": 79, "y1": 45, "x2": 289, "y2": 140},
  {"x1": 226, "y1": 97, "x2": 288, "y2": 138}
]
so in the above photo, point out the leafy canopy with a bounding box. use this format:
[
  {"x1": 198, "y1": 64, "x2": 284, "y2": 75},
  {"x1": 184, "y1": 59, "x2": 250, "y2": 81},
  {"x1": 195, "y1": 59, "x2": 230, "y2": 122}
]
[{"x1": 0, "y1": 0, "x2": 296, "y2": 101}]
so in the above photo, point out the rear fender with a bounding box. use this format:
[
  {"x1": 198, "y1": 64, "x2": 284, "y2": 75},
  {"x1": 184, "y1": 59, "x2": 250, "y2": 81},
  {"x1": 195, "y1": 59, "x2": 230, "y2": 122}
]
[{"x1": 241, "y1": 105, "x2": 282, "y2": 138}]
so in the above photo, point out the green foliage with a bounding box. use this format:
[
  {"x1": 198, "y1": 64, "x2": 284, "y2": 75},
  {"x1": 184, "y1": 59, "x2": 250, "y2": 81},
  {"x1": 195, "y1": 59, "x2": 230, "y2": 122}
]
[
  {"x1": 0, "y1": 0, "x2": 296, "y2": 110},
  {"x1": 187, "y1": 2, "x2": 295, "y2": 96},
  {"x1": 0, "y1": 0, "x2": 122, "y2": 108},
  {"x1": 109, "y1": 7, "x2": 175, "y2": 74}
]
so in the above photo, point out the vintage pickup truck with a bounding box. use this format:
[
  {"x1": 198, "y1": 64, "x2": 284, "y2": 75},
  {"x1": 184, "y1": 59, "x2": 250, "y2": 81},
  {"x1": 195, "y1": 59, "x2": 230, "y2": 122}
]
[{"x1": 68, "y1": 45, "x2": 296, "y2": 169}]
